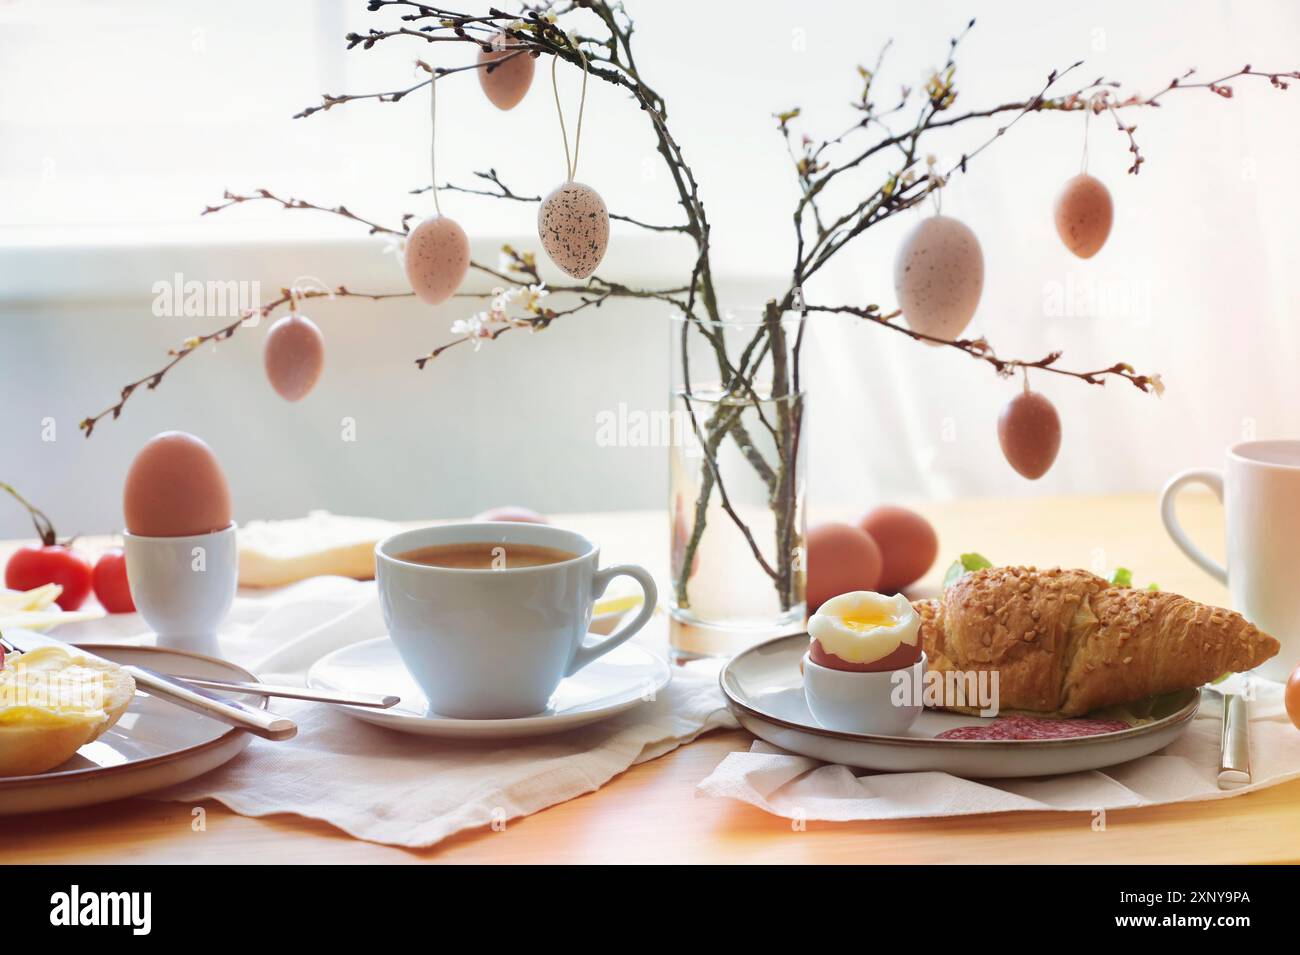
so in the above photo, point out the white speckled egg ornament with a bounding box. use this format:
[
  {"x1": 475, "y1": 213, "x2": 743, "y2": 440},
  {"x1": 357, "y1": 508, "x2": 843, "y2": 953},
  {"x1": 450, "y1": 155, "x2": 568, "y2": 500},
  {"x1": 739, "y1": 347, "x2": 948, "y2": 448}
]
[
  {"x1": 893, "y1": 214, "x2": 984, "y2": 341},
  {"x1": 537, "y1": 47, "x2": 609, "y2": 279},
  {"x1": 539, "y1": 182, "x2": 608, "y2": 279},
  {"x1": 405, "y1": 68, "x2": 470, "y2": 305}
]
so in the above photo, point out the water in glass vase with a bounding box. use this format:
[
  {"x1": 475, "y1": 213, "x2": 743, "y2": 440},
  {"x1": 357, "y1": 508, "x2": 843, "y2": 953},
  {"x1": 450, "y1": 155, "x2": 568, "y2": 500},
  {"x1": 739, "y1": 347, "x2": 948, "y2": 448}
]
[{"x1": 668, "y1": 309, "x2": 808, "y2": 660}]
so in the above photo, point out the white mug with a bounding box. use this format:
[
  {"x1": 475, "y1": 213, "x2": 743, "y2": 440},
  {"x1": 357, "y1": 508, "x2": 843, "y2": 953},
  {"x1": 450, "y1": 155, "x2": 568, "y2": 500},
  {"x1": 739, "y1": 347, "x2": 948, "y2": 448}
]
[
  {"x1": 1160, "y1": 440, "x2": 1300, "y2": 681},
  {"x1": 123, "y1": 523, "x2": 238, "y2": 659},
  {"x1": 375, "y1": 522, "x2": 658, "y2": 719}
]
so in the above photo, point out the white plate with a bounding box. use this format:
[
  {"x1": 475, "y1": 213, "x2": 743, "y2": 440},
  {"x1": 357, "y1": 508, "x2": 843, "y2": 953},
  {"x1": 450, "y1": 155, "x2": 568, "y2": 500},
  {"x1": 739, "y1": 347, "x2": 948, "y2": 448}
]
[
  {"x1": 0, "y1": 641, "x2": 261, "y2": 815},
  {"x1": 308, "y1": 636, "x2": 671, "y2": 739},
  {"x1": 721, "y1": 633, "x2": 1200, "y2": 778}
]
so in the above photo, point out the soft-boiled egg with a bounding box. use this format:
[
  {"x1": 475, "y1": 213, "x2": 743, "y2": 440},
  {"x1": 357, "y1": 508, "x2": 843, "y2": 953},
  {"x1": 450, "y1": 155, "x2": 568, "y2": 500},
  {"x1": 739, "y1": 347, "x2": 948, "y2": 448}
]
[{"x1": 808, "y1": 591, "x2": 921, "y2": 672}]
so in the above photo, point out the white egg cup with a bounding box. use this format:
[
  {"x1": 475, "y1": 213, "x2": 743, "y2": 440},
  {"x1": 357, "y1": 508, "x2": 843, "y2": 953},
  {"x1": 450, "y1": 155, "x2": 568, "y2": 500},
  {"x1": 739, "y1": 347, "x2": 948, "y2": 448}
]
[
  {"x1": 123, "y1": 523, "x2": 238, "y2": 659},
  {"x1": 803, "y1": 652, "x2": 926, "y2": 736}
]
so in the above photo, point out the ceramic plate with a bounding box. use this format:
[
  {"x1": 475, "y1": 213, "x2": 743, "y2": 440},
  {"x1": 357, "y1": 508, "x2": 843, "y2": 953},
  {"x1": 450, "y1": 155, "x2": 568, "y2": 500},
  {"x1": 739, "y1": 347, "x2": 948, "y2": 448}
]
[
  {"x1": 721, "y1": 632, "x2": 1200, "y2": 778},
  {"x1": 308, "y1": 636, "x2": 671, "y2": 739},
  {"x1": 0, "y1": 641, "x2": 261, "y2": 815}
]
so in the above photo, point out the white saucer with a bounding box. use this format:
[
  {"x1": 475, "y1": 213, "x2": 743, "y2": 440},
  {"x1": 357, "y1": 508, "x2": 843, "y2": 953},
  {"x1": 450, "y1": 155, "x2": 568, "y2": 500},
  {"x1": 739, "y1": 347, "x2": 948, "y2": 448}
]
[{"x1": 307, "y1": 637, "x2": 671, "y2": 739}]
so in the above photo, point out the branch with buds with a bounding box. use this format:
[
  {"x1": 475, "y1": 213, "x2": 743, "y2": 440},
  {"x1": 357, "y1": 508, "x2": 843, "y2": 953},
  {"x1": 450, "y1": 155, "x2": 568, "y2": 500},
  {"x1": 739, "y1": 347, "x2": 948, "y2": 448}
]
[{"x1": 75, "y1": 0, "x2": 1296, "y2": 619}]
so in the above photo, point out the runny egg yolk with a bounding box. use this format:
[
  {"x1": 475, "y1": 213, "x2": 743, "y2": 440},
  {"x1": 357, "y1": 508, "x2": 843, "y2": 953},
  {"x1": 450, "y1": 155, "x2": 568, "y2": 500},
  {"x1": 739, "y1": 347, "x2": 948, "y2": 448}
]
[{"x1": 835, "y1": 608, "x2": 901, "y2": 634}]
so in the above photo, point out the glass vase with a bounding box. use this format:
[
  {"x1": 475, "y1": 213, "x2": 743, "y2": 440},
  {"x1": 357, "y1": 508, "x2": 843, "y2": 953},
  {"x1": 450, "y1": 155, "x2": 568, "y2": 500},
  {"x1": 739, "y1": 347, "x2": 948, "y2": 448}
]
[{"x1": 668, "y1": 307, "x2": 807, "y2": 660}]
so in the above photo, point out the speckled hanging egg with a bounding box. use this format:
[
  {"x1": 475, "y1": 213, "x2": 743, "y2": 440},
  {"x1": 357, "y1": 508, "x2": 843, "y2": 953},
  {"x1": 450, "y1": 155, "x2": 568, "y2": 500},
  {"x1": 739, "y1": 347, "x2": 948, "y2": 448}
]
[
  {"x1": 478, "y1": 35, "x2": 534, "y2": 110},
  {"x1": 1054, "y1": 173, "x2": 1113, "y2": 259},
  {"x1": 404, "y1": 215, "x2": 470, "y2": 305},
  {"x1": 893, "y1": 214, "x2": 984, "y2": 342},
  {"x1": 538, "y1": 182, "x2": 608, "y2": 279},
  {"x1": 263, "y1": 314, "x2": 325, "y2": 402}
]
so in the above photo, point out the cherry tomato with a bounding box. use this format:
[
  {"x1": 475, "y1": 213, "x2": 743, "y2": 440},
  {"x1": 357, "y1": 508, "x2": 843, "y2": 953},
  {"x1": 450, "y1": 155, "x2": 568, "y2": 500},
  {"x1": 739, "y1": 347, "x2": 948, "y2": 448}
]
[
  {"x1": 1286, "y1": 664, "x2": 1300, "y2": 731},
  {"x1": 5, "y1": 544, "x2": 93, "y2": 610},
  {"x1": 92, "y1": 548, "x2": 135, "y2": 613}
]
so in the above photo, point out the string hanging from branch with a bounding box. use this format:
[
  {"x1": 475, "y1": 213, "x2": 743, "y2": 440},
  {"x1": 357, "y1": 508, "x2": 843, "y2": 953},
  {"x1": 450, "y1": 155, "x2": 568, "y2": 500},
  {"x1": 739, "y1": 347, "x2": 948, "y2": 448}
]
[
  {"x1": 404, "y1": 63, "x2": 471, "y2": 305},
  {"x1": 537, "y1": 44, "x2": 609, "y2": 280}
]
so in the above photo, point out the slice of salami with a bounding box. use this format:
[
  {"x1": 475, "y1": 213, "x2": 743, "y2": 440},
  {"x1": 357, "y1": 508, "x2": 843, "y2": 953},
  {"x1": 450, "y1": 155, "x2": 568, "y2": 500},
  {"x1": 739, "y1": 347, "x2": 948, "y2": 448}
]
[{"x1": 935, "y1": 716, "x2": 1129, "y2": 741}]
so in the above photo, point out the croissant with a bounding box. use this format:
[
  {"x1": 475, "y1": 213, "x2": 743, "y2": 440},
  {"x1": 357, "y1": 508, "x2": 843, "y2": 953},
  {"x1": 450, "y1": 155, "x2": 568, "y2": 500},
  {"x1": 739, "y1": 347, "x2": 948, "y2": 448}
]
[{"x1": 913, "y1": 566, "x2": 1279, "y2": 717}]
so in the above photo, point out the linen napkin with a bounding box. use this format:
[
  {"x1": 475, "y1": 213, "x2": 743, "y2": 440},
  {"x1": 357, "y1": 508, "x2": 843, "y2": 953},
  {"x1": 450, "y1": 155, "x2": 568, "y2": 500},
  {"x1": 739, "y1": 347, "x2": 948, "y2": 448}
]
[
  {"x1": 696, "y1": 679, "x2": 1300, "y2": 821},
  {"x1": 59, "y1": 577, "x2": 736, "y2": 848}
]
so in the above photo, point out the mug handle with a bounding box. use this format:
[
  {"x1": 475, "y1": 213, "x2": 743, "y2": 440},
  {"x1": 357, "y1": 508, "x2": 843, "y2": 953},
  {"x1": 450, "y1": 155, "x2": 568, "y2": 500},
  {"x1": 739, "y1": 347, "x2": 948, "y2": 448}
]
[
  {"x1": 566, "y1": 564, "x2": 659, "y2": 676},
  {"x1": 1159, "y1": 468, "x2": 1227, "y2": 584}
]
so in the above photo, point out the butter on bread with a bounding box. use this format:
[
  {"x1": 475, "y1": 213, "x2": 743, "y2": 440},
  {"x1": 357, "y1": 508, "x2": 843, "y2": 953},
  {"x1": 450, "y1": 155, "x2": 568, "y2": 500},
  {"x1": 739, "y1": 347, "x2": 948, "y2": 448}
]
[
  {"x1": 915, "y1": 566, "x2": 1279, "y2": 717},
  {"x1": 238, "y1": 511, "x2": 405, "y2": 587},
  {"x1": 0, "y1": 646, "x2": 136, "y2": 777}
]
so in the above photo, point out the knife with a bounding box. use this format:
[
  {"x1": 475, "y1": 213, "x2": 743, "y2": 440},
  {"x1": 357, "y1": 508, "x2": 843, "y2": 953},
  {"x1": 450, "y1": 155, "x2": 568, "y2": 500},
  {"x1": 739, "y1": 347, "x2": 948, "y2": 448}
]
[
  {"x1": 2, "y1": 629, "x2": 297, "y2": 742},
  {"x1": 1218, "y1": 690, "x2": 1252, "y2": 790}
]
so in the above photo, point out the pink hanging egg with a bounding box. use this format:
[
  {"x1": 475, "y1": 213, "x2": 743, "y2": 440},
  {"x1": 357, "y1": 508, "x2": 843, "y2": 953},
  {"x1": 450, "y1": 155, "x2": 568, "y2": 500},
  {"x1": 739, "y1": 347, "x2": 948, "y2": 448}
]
[
  {"x1": 478, "y1": 36, "x2": 534, "y2": 110},
  {"x1": 405, "y1": 215, "x2": 470, "y2": 305},
  {"x1": 263, "y1": 314, "x2": 325, "y2": 402},
  {"x1": 1054, "y1": 174, "x2": 1113, "y2": 259}
]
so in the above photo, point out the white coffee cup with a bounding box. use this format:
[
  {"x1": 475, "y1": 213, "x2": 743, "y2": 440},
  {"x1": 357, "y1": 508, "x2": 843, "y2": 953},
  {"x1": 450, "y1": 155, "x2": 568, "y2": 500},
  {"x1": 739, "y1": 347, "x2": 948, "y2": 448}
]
[
  {"x1": 1160, "y1": 440, "x2": 1300, "y2": 681},
  {"x1": 375, "y1": 522, "x2": 658, "y2": 719},
  {"x1": 123, "y1": 523, "x2": 238, "y2": 659}
]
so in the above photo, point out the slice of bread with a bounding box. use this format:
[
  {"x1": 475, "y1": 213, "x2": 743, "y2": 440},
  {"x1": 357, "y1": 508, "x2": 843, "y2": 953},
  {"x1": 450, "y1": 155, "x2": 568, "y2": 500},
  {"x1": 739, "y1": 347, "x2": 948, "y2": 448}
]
[
  {"x1": 238, "y1": 511, "x2": 405, "y2": 587},
  {"x1": 0, "y1": 648, "x2": 136, "y2": 777}
]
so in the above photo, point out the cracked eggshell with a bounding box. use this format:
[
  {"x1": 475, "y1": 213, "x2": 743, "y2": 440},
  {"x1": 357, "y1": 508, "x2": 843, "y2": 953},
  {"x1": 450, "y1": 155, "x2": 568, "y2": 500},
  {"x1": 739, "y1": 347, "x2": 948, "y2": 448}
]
[
  {"x1": 893, "y1": 214, "x2": 984, "y2": 342},
  {"x1": 263, "y1": 314, "x2": 325, "y2": 402},
  {"x1": 404, "y1": 215, "x2": 470, "y2": 305},
  {"x1": 1054, "y1": 173, "x2": 1113, "y2": 259},
  {"x1": 478, "y1": 37, "x2": 534, "y2": 110},
  {"x1": 538, "y1": 182, "x2": 609, "y2": 279}
]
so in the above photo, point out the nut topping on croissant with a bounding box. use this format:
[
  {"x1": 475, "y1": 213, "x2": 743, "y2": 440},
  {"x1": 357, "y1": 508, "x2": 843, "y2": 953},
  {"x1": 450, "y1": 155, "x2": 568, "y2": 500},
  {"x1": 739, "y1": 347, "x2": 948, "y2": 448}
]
[{"x1": 914, "y1": 566, "x2": 1280, "y2": 717}]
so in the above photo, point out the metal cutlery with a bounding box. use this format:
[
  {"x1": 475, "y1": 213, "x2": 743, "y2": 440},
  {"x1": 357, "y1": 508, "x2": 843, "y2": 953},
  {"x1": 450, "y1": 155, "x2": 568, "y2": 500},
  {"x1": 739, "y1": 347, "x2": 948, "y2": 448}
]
[
  {"x1": 171, "y1": 674, "x2": 398, "y2": 709},
  {"x1": 1217, "y1": 689, "x2": 1252, "y2": 790}
]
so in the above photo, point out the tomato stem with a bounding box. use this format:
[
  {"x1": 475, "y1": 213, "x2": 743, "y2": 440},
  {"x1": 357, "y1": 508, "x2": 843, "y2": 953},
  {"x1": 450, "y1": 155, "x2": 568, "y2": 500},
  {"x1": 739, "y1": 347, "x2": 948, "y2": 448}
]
[{"x1": 0, "y1": 483, "x2": 58, "y2": 546}]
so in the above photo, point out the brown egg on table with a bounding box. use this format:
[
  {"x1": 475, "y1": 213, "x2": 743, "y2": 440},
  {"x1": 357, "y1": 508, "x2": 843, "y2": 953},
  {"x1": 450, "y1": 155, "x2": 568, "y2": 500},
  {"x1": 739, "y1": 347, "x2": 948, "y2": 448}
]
[
  {"x1": 1054, "y1": 174, "x2": 1113, "y2": 259},
  {"x1": 405, "y1": 215, "x2": 470, "y2": 305},
  {"x1": 998, "y1": 389, "x2": 1062, "y2": 480},
  {"x1": 263, "y1": 314, "x2": 324, "y2": 402},
  {"x1": 473, "y1": 506, "x2": 548, "y2": 524},
  {"x1": 805, "y1": 522, "x2": 883, "y2": 613},
  {"x1": 857, "y1": 505, "x2": 938, "y2": 593},
  {"x1": 893, "y1": 214, "x2": 984, "y2": 342},
  {"x1": 538, "y1": 182, "x2": 609, "y2": 279},
  {"x1": 123, "y1": 432, "x2": 232, "y2": 537},
  {"x1": 478, "y1": 34, "x2": 534, "y2": 110}
]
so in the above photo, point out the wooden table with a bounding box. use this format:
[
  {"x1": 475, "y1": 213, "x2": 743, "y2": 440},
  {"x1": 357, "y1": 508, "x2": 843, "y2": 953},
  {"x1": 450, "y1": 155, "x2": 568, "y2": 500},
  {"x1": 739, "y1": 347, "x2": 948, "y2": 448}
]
[{"x1": 6, "y1": 493, "x2": 1300, "y2": 863}]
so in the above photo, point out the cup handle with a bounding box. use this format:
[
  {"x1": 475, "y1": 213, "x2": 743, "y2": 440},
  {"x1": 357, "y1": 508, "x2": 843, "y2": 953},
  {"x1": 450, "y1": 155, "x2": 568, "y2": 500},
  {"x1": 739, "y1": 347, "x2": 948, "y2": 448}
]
[
  {"x1": 1159, "y1": 468, "x2": 1227, "y2": 585},
  {"x1": 566, "y1": 564, "x2": 659, "y2": 677}
]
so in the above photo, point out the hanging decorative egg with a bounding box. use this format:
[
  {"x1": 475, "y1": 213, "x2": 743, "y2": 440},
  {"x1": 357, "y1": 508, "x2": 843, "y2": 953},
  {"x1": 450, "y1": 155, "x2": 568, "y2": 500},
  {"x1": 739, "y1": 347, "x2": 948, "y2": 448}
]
[
  {"x1": 404, "y1": 216, "x2": 470, "y2": 305},
  {"x1": 998, "y1": 388, "x2": 1062, "y2": 480},
  {"x1": 893, "y1": 214, "x2": 984, "y2": 341},
  {"x1": 538, "y1": 182, "x2": 609, "y2": 279},
  {"x1": 263, "y1": 314, "x2": 325, "y2": 402},
  {"x1": 1054, "y1": 173, "x2": 1113, "y2": 259},
  {"x1": 478, "y1": 35, "x2": 534, "y2": 110}
]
